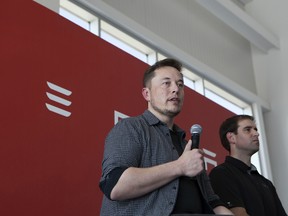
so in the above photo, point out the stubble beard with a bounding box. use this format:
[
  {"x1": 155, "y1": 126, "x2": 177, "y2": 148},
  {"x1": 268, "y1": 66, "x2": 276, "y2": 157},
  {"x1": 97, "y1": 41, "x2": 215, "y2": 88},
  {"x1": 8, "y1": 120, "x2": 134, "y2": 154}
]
[{"x1": 150, "y1": 102, "x2": 182, "y2": 118}]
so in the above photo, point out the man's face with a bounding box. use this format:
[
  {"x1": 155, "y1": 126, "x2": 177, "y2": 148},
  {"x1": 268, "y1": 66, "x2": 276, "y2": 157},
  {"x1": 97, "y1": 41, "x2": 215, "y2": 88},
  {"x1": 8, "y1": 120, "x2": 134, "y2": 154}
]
[
  {"x1": 143, "y1": 66, "x2": 184, "y2": 119},
  {"x1": 232, "y1": 119, "x2": 260, "y2": 155}
]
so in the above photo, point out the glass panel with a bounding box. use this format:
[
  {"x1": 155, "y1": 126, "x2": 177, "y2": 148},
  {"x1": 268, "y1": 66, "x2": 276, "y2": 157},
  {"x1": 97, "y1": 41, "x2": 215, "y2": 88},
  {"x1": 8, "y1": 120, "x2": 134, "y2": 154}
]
[
  {"x1": 59, "y1": 7, "x2": 90, "y2": 30},
  {"x1": 100, "y1": 30, "x2": 148, "y2": 63}
]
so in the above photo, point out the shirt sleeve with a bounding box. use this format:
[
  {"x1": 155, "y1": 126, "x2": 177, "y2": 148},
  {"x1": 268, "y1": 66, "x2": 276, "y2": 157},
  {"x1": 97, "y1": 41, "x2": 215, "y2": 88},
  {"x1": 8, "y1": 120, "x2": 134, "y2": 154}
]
[
  {"x1": 267, "y1": 180, "x2": 288, "y2": 216},
  {"x1": 197, "y1": 171, "x2": 226, "y2": 209},
  {"x1": 209, "y1": 166, "x2": 245, "y2": 208},
  {"x1": 99, "y1": 118, "x2": 144, "y2": 199},
  {"x1": 99, "y1": 167, "x2": 127, "y2": 199}
]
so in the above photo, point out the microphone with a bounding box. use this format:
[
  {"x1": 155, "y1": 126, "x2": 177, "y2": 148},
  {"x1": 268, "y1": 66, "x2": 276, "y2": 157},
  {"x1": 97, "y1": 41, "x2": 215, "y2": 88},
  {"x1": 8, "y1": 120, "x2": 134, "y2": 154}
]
[{"x1": 190, "y1": 124, "x2": 202, "y2": 149}]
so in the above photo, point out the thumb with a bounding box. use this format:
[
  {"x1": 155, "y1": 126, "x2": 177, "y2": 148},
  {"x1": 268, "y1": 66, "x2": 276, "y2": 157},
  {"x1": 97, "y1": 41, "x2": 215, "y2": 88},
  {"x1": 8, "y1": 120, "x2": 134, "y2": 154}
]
[{"x1": 184, "y1": 140, "x2": 192, "y2": 151}]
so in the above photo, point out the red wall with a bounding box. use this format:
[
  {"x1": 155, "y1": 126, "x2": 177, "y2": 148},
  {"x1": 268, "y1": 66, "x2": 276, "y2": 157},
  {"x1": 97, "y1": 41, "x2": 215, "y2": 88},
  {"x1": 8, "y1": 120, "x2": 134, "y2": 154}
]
[{"x1": 0, "y1": 1, "x2": 234, "y2": 215}]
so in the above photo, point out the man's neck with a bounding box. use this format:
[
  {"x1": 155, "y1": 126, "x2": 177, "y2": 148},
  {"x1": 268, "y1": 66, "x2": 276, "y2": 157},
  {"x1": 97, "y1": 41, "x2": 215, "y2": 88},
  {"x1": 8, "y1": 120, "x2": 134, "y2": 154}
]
[
  {"x1": 230, "y1": 154, "x2": 252, "y2": 166},
  {"x1": 148, "y1": 109, "x2": 174, "y2": 129}
]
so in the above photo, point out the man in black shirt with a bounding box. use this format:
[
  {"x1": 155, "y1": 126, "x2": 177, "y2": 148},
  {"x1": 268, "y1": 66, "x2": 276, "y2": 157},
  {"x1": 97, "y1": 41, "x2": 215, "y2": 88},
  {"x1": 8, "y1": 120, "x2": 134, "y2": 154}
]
[{"x1": 210, "y1": 115, "x2": 287, "y2": 216}]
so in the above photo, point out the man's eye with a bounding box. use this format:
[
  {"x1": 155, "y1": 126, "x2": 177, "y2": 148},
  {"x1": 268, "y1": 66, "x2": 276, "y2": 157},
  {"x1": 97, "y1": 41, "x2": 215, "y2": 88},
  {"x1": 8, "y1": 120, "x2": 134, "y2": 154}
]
[
  {"x1": 244, "y1": 128, "x2": 251, "y2": 132},
  {"x1": 178, "y1": 83, "x2": 184, "y2": 88}
]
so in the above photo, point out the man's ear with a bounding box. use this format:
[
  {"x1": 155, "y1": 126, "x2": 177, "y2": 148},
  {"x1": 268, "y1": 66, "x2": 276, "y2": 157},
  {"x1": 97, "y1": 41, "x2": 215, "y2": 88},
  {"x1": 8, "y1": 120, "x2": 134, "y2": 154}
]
[
  {"x1": 226, "y1": 132, "x2": 235, "y2": 144},
  {"x1": 142, "y1": 87, "x2": 150, "y2": 102}
]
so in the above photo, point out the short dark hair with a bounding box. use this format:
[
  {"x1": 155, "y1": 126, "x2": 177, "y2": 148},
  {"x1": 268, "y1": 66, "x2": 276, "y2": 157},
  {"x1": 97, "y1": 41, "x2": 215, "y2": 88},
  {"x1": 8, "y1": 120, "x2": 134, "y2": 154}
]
[
  {"x1": 143, "y1": 58, "x2": 182, "y2": 87},
  {"x1": 219, "y1": 115, "x2": 255, "y2": 152}
]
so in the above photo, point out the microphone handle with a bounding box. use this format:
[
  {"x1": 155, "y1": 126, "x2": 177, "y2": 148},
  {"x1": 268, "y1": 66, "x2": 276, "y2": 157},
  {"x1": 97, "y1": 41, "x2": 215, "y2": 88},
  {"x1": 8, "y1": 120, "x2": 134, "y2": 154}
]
[{"x1": 191, "y1": 133, "x2": 200, "y2": 149}]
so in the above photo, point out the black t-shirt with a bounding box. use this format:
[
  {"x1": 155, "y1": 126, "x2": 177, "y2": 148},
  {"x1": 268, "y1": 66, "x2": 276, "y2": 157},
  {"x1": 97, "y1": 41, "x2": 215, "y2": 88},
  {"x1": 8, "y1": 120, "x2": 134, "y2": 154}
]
[
  {"x1": 209, "y1": 156, "x2": 287, "y2": 216},
  {"x1": 170, "y1": 130, "x2": 204, "y2": 214}
]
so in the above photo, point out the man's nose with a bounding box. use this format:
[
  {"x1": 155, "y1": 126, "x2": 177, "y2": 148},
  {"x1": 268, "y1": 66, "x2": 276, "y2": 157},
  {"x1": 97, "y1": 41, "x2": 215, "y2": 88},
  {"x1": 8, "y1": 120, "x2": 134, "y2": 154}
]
[
  {"x1": 254, "y1": 129, "x2": 259, "y2": 136},
  {"x1": 171, "y1": 82, "x2": 179, "y2": 93}
]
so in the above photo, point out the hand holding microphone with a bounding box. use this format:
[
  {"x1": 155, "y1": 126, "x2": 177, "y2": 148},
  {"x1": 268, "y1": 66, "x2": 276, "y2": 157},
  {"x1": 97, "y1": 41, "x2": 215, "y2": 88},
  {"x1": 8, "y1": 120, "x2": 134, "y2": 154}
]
[{"x1": 178, "y1": 124, "x2": 204, "y2": 177}]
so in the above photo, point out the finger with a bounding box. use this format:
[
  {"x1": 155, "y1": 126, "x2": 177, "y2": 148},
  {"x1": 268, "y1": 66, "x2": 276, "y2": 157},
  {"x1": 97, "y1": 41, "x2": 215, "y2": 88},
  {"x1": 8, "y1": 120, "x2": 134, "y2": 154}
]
[
  {"x1": 184, "y1": 140, "x2": 192, "y2": 151},
  {"x1": 198, "y1": 148, "x2": 204, "y2": 155}
]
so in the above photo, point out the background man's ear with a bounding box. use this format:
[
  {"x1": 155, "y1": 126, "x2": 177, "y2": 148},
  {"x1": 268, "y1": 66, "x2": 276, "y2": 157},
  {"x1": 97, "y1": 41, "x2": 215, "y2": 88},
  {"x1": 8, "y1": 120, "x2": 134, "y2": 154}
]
[{"x1": 226, "y1": 132, "x2": 235, "y2": 144}]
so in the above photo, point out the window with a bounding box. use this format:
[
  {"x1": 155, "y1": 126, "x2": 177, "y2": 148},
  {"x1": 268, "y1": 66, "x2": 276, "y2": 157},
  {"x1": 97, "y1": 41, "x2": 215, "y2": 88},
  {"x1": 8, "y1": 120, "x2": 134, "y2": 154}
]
[{"x1": 100, "y1": 21, "x2": 155, "y2": 63}]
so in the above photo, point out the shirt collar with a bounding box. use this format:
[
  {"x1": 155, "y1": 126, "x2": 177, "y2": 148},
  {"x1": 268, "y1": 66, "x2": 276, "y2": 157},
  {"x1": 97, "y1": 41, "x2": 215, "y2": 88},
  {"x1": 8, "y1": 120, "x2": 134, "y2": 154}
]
[
  {"x1": 225, "y1": 156, "x2": 258, "y2": 174},
  {"x1": 143, "y1": 110, "x2": 162, "y2": 126},
  {"x1": 143, "y1": 110, "x2": 186, "y2": 138}
]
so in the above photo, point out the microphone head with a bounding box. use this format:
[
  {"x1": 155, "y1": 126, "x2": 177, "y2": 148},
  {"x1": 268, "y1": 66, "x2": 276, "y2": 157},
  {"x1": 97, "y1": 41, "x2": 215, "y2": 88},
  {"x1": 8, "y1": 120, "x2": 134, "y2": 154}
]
[{"x1": 190, "y1": 124, "x2": 202, "y2": 135}]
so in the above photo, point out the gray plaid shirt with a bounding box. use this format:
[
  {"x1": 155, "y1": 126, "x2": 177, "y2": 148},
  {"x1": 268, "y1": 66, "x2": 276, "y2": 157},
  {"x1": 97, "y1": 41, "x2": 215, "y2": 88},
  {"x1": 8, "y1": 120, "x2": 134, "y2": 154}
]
[{"x1": 99, "y1": 110, "x2": 221, "y2": 216}]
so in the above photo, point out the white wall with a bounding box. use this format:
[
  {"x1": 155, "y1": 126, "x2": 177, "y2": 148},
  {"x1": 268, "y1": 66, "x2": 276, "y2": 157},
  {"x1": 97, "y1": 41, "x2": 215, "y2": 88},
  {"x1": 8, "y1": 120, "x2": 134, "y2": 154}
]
[
  {"x1": 99, "y1": 0, "x2": 257, "y2": 94},
  {"x1": 34, "y1": 0, "x2": 59, "y2": 13},
  {"x1": 246, "y1": 0, "x2": 288, "y2": 211}
]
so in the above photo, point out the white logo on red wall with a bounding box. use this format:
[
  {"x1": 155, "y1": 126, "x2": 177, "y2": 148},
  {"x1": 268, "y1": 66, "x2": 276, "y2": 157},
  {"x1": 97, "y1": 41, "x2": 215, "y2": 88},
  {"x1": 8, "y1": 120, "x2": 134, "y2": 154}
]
[
  {"x1": 114, "y1": 110, "x2": 129, "y2": 125},
  {"x1": 45, "y1": 81, "x2": 72, "y2": 117},
  {"x1": 203, "y1": 148, "x2": 217, "y2": 171}
]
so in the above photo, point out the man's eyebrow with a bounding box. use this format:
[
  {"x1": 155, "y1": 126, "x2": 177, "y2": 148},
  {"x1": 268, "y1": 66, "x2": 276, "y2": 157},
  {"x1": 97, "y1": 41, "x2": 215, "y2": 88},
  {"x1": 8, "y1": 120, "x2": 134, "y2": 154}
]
[
  {"x1": 175, "y1": 78, "x2": 184, "y2": 83},
  {"x1": 243, "y1": 125, "x2": 258, "y2": 131},
  {"x1": 243, "y1": 126, "x2": 250, "y2": 129},
  {"x1": 160, "y1": 77, "x2": 183, "y2": 83}
]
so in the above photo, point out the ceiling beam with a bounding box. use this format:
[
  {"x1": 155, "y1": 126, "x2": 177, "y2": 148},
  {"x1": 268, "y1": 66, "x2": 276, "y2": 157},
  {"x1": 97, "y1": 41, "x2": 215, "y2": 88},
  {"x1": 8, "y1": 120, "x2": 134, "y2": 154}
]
[
  {"x1": 237, "y1": 0, "x2": 253, "y2": 5},
  {"x1": 196, "y1": 0, "x2": 279, "y2": 53}
]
